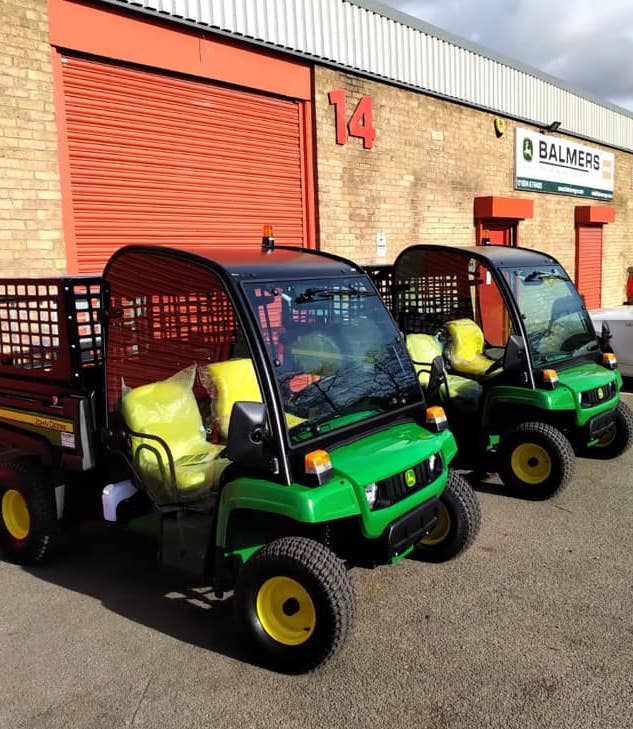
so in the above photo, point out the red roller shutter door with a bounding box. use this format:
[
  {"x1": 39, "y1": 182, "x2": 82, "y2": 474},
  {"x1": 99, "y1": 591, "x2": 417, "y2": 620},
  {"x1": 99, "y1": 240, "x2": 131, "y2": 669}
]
[
  {"x1": 59, "y1": 54, "x2": 311, "y2": 273},
  {"x1": 575, "y1": 225, "x2": 603, "y2": 309}
]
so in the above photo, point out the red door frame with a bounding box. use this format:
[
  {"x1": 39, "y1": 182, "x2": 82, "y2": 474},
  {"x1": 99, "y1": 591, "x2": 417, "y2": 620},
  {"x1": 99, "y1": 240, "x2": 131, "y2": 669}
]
[
  {"x1": 574, "y1": 206, "x2": 615, "y2": 309},
  {"x1": 473, "y1": 196, "x2": 534, "y2": 343},
  {"x1": 473, "y1": 196, "x2": 534, "y2": 247},
  {"x1": 476, "y1": 220, "x2": 518, "y2": 246},
  {"x1": 48, "y1": 0, "x2": 316, "y2": 272}
]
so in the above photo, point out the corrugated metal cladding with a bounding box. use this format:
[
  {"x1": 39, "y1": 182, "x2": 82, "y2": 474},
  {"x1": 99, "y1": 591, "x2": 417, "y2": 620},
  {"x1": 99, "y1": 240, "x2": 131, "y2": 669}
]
[
  {"x1": 98, "y1": 0, "x2": 633, "y2": 152},
  {"x1": 60, "y1": 54, "x2": 308, "y2": 273},
  {"x1": 576, "y1": 226, "x2": 603, "y2": 309}
]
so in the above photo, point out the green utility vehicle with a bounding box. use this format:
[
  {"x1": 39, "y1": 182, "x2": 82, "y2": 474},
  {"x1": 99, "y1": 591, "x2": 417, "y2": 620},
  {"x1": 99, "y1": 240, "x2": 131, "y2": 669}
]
[
  {"x1": 0, "y1": 240, "x2": 480, "y2": 672},
  {"x1": 368, "y1": 244, "x2": 633, "y2": 499}
]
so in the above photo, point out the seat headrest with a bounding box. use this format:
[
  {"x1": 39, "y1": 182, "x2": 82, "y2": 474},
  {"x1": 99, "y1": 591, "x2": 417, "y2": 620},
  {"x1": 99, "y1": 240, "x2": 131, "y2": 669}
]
[
  {"x1": 445, "y1": 319, "x2": 485, "y2": 352},
  {"x1": 406, "y1": 333, "x2": 443, "y2": 363},
  {"x1": 203, "y1": 358, "x2": 263, "y2": 441}
]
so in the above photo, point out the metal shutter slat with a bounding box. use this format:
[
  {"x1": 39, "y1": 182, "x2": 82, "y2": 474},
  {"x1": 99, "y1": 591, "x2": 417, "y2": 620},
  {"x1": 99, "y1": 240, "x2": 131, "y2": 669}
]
[
  {"x1": 60, "y1": 55, "x2": 308, "y2": 272},
  {"x1": 576, "y1": 226, "x2": 603, "y2": 309}
]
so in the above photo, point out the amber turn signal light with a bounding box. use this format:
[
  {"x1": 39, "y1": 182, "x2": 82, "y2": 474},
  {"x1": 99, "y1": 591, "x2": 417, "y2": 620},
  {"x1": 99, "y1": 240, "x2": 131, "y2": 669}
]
[
  {"x1": 425, "y1": 405, "x2": 448, "y2": 432},
  {"x1": 542, "y1": 369, "x2": 559, "y2": 389},
  {"x1": 305, "y1": 449, "x2": 333, "y2": 485},
  {"x1": 602, "y1": 352, "x2": 617, "y2": 370}
]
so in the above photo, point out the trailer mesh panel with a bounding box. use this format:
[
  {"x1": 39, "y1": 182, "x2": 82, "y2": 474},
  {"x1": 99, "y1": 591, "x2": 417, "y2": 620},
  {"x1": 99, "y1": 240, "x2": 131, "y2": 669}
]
[{"x1": 0, "y1": 278, "x2": 103, "y2": 381}]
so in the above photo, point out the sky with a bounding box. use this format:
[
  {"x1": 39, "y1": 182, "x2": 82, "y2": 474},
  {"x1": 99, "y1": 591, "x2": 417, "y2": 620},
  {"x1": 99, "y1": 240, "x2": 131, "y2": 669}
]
[{"x1": 383, "y1": 0, "x2": 633, "y2": 113}]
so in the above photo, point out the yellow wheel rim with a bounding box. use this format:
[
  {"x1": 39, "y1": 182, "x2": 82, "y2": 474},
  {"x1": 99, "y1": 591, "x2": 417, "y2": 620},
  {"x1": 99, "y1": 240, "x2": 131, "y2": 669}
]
[
  {"x1": 419, "y1": 502, "x2": 451, "y2": 546},
  {"x1": 2, "y1": 489, "x2": 30, "y2": 540},
  {"x1": 256, "y1": 576, "x2": 316, "y2": 646},
  {"x1": 511, "y1": 443, "x2": 552, "y2": 484},
  {"x1": 595, "y1": 427, "x2": 616, "y2": 448}
]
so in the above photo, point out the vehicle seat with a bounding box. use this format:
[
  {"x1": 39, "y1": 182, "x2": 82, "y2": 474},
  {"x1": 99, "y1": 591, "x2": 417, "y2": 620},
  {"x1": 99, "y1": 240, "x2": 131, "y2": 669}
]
[
  {"x1": 122, "y1": 369, "x2": 227, "y2": 500},
  {"x1": 406, "y1": 333, "x2": 443, "y2": 388},
  {"x1": 285, "y1": 332, "x2": 341, "y2": 376},
  {"x1": 443, "y1": 319, "x2": 497, "y2": 379},
  {"x1": 551, "y1": 295, "x2": 577, "y2": 324},
  {"x1": 337, "y1": 318, "x2": 384, "y2": 362},
  {"x1": 406, "y1": 333, "x2": 482, "y2": 412},
  {"x1": 203, "y1": 358, "x2": 304, "y2": 441}
]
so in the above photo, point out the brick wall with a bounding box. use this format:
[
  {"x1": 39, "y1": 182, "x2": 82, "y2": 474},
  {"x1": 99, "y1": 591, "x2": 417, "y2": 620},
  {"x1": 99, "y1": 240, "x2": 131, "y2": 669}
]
[
  {"x1": 315, "y1": 67, "x2": 633, "y2": 308},
  {"x1": 0, "y1": 0, "x2": 66, "y2": 276}
]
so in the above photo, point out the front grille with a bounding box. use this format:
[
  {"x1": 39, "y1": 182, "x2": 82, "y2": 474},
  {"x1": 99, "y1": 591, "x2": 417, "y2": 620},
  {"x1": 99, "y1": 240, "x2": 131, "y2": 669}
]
[
  {"x1": 580, "y1": 381, "x2": 616, "y2": 408},
  {"x1": 588, "y1": 409, "x2": 616, "y2": 439},
  {"x1": 374, "y1": 453, "x2": 443, "y2": 510}
]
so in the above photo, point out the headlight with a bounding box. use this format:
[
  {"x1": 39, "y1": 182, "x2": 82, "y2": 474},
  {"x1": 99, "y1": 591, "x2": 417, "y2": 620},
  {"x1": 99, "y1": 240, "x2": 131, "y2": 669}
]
[
  {"x1": 428, "y1": 452, "x2": 443, "y2": 479},
  {"x1": 364, "y1": 483, "x2": 378, "y2": 508}
]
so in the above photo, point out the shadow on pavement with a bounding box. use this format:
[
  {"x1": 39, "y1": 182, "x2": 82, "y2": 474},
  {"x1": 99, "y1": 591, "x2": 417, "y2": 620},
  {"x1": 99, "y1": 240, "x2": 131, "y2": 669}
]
[
  {"x1": 8, "y1": 522, "x2": 265, "y2": 670},
  {"x1": 462, "y1": 470, "x2": 552, "y2": 501},
  {"x1": 461, "y1": 470, "x2": 514, "y2": 498}
]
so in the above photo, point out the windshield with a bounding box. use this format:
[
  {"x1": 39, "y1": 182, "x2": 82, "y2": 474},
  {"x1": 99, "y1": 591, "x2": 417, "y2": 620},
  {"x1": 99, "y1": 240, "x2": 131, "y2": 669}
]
[
  {"x1": 243, "y1": 276, "x2": 421, "y2": 444},
  {"x1": 502, "y1": 265, "x2": 598, "y2": 366}
]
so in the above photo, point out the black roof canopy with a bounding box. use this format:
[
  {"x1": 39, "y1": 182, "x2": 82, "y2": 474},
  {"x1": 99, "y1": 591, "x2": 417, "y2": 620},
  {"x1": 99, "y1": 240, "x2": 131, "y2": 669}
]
[
  {"x1": 394, "y1": 244, "x2": 561, "y2": 273},
  {"x1": 104, "y1": 244, "x2": 362, "y2": 284}
]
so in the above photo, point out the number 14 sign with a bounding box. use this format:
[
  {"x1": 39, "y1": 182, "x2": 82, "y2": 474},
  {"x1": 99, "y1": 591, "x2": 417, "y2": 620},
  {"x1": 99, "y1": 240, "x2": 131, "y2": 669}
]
[{"x1": 328, "y1": 90, "x2": 376, "y2": 149}]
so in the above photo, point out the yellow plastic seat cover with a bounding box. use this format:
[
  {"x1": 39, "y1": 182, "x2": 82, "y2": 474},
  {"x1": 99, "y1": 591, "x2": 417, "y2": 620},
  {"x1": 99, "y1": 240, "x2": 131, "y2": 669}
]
[
  {"x1": 406, "y1": 334, "x2": 443, "y2": 386},
  {"x1": 203, "y1": 358, "x2": 304, "y2": 441},
  {"x1": 445, "y1": 373, "x2": 483, "y2": 409},
  {"x1": 406, "y1": 333, "x2": 482, "y2": 410},
  {"x1": 122, "y1": 368, "x2": 225, "y2": 494},
  {"x1": 444, "y1": 319, "x2": 497, "y2": 378},
  {"x1": 286, "y1": 332, "x2": 341, "y2": 375},
  {"x1": 205, "y1": 358, "x2": 263, "y2": 441}
]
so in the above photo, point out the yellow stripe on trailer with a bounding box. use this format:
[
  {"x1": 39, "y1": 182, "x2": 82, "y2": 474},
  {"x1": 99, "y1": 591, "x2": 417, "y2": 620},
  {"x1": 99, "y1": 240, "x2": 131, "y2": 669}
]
[{"x1": 0, "y1": 407, "x2": 74, "y2": 433}]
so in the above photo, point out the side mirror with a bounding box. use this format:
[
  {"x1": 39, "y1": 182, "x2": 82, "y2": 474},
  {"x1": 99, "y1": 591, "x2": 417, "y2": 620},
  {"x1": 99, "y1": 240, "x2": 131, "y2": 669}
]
[
  {"x1": 427, "y1": 355, "x2": 446, "y2": 402},
  {"x1": 226, "y1": 401, "x2": 270, "y2": 467},
  {"x1": 504, "y1": 334, "x2": 526, "y2": 371},
  {"x1": 598, "y1": 321, "x2": 613, "y2": 352}
]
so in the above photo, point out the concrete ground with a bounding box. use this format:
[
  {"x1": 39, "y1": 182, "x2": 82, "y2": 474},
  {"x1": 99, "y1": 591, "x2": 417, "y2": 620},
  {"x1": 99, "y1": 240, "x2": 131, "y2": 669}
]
[{"x1": 1, "y1": 395, "x2": 633, "y2": 729}]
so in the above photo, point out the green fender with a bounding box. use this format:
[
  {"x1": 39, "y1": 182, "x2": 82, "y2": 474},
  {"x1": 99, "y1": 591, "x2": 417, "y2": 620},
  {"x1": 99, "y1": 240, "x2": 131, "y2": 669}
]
[
  {"x1": 218, "y1": 422, "x2": 457, "y2": 552},
  {"x1": 216, "y1": 476, "x2": 361, "y2": 548},
  {"x1": 483, "y1": 364, "x2": 621, "y2": 429},
  {"x1": 483, "y1": 385, "x2": 576, "y2": 426}
]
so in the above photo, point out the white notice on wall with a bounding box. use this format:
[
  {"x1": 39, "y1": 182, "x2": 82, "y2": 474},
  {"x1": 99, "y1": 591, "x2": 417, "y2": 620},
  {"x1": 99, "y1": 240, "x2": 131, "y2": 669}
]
[{"x1": 376, "y1": 232, "x2": 387, "y2": 258}]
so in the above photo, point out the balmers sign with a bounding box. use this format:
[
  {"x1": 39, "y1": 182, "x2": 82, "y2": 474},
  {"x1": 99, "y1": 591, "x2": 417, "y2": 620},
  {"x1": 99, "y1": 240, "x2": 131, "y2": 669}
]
[{"x1": 515, "y1": 128, "x2": 614, "y2": 200}]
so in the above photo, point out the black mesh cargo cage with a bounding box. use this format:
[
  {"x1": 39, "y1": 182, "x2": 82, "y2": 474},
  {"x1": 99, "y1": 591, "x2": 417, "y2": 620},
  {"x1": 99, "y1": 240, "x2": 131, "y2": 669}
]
[
  {"x1": 390, "y1": 247, "x2": 476, "y2": 335},
  {"x1": 0, "y1": 277, "x2": 103, "y2": 385},
  {"x1": 364, "y1": 265, "x2": 394, "y2": 311}
]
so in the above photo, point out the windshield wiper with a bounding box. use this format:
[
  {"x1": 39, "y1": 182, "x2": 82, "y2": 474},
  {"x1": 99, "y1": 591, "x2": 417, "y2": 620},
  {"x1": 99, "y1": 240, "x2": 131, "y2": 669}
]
[
  {"x1": 371, "y1": 345, "x2": 411, "y2": 404},
  {"x1": 285, "y1": 369, "x2": 344, "y2": 420},
  {"x1": 295, "y1": 287, "x2": 376, "y2": 304},
  {"x1": 523, "y1": 271, "x2": 567, "y2": 283}
]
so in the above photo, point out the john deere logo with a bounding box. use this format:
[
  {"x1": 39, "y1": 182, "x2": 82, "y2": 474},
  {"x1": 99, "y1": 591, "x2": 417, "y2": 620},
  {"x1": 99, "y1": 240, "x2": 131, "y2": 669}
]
[
  {"x1": 405, "y1": 469, "x2": 416, "y2": 488},
  {"x1": 523, "y1": 138, "x2": 533, "y2": 162},
  {"x1": 597, "y1": 387, "x2": 604, "y2": 400}
]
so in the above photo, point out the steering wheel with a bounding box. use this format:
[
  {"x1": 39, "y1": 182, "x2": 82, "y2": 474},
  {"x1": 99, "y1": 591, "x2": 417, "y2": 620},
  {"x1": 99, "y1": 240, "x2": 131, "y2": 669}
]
[{"x1": 559, "y1": 333, "x2": 590, "y2": 352}]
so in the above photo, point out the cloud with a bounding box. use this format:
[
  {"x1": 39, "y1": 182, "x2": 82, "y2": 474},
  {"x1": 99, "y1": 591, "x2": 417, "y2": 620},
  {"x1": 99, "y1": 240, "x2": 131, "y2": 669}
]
[{"x1": 383, "y1": 0, "x2": 633, "y2": 112}]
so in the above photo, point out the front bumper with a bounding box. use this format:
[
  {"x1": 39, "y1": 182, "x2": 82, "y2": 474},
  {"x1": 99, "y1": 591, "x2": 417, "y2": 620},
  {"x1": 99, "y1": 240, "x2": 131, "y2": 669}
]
[
  {"x1": 585, "y1": 408, "x2": 616, "y2": 441},
  {"x1": 382, "y1": 497, "x2": 440, "y2": 560}
]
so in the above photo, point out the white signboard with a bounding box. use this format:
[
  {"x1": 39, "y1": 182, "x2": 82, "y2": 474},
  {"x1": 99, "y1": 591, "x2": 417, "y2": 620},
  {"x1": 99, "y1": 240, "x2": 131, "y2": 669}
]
[{"x1": 515, "y1": 128, "x2": 614, "y2": 200}]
